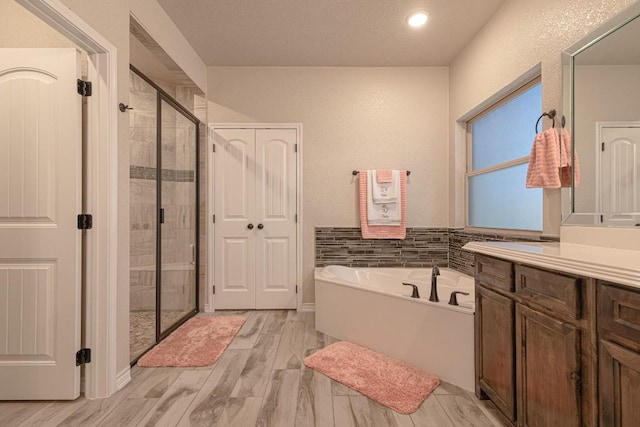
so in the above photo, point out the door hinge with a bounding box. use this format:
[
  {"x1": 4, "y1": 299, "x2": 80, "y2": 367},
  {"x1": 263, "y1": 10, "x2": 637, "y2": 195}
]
[
  {"x1": 602, "y1": 142, "x2": 605, "y2": 151},
  {"x1": 294, "y1": 143, "x2": 298, "y2": 153},
  {"x1": 212, "y1": 214, "x2": 216, "y2": 224},
  {"x1": 212, "y1": 285, "x2": 216, "y2": 295},
  {"x1": 295, "y1": 285, "x2": 298, "y2": 294},
  {"x1": 212, "y1": 144, "x2": 216, "y2": 153},
  {"x1": 77, "y1": 214, "x2": 93, "y2": 229},
  {"x1": 77, "y1": 79, "x2": 92, "y2": 96},
  {"x1": 76, "y1": 348, "x2": 91, "y2": 366},
  {"x1": 295, "y1": 214, "x2": 298, "y2": 223},
  {"x1": 600, "y1": 214, "x2": 604, "y2": 223}
]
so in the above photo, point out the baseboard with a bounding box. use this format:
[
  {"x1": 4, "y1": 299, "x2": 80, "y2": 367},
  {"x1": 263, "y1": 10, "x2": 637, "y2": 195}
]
[
  {"x1": 300, "y1": 303, "x2": 315, "y2": 312},
  {"x1": 116, "y1": 366, "x2": 131, "y2": 391},
  {"x1": 204, "y1": 303, "x2": 214, "y2": 313}
]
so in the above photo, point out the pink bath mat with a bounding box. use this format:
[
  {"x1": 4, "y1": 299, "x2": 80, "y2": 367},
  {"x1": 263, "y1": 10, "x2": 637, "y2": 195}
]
[
  {"x1": 304, "y1": 341, "x2": 440, "y2": 414},
  {"x1": 137, "y1": 316, "x2": 245, "y2": 367}
]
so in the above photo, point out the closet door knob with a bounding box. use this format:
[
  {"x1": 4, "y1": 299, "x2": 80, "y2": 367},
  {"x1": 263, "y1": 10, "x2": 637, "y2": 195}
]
[
  {"x1": 257, "y1": 223, "x2": 264, "y2": 230},
  {"x1": 247, "y1": 223, "x2": 254, "y2": 230}
]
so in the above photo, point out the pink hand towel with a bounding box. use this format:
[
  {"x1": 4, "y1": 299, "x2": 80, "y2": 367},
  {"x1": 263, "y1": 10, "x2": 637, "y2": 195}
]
[
  {"x1": 526, "y1": 128, "x2": 562, "y2": 188},
  {"x1": 359, "y1": 170, "x2": 407, "y2": 239},
  {"x1": 376, "y1": 169, "x2": 393, "y2": 183}
]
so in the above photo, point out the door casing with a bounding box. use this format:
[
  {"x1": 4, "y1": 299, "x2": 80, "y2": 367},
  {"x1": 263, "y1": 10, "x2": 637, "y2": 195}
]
[{"x1": 207, "y1": 124, "x2": 303, "y2": 312}]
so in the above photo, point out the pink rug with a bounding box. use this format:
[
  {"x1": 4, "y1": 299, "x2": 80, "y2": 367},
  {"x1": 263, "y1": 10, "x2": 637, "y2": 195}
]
[
  {"x1": 137, "y1": 316, "x2": 245, "y2": 367},
  {"x1": 304, "y1": 341, "x2": 440, "y2": 414}
]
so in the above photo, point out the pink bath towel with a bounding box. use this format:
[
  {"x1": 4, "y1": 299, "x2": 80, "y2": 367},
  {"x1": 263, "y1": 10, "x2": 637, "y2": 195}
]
[
  {"x1": 376, "y1": 169, "x2": 393, "y2": 183},
  {"x1": 526, "y1": 128, "x2": 562, "y2": 188},
  {"x1": 359, "y1": 170, "x2": 407, "y2": 239}
]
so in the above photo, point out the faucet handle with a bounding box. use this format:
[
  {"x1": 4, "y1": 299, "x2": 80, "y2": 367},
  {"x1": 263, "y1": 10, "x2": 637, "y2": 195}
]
[
  {"x1": 448, "y1": 291, "x2": 470, "y2": 306},
  {"x1": 402, "y1": 283, "x2": 420, "y2": 299}
]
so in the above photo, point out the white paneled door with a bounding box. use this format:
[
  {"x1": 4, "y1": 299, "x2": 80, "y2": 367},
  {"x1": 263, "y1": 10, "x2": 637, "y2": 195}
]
[
  {"x1": 213, "y1": 127, "x2": 298, "y2": 309},
  {"x1": 600, "y1": 124, "x2": 640, "y2": 226},
  {"x1": 0, "y1": 49, "x2": 82, "y2": 399}
]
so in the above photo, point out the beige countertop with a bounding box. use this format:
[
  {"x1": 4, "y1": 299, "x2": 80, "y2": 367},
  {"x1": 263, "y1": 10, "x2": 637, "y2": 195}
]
[{"x1": 463, "y1": 241, "x2": 640, "y2": 289}]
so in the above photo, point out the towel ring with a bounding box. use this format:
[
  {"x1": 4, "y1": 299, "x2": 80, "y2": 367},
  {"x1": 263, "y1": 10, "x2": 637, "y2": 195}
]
[{"x1": 535, "y1": 109, "x2": 556, "y2": 133}]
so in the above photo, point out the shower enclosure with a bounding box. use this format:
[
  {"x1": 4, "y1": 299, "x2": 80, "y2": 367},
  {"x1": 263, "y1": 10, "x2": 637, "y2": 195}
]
[{"x1": 129, "y1": 66, "x2": 199, "y2": 362}]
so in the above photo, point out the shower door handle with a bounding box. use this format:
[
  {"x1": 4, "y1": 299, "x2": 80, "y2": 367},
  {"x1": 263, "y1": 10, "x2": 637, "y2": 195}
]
[{"x1": 159, "y1": 208, "x2": 165, "y2": 224}]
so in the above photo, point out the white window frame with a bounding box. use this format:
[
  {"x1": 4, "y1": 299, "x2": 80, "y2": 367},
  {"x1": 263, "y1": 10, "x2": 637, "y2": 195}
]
[{"x1": 465, "y1": 77, "x2": 543, "y2": 232}]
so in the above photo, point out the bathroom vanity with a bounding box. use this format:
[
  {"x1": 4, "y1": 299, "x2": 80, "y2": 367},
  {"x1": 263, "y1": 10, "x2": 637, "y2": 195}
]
[{"x1": 464, "y1": 241, "x2": 640, "y2": 426}]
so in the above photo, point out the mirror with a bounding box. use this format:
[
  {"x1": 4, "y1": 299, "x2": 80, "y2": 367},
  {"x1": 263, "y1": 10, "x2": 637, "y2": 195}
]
[{"x1": 562, "y1": 6, "x2": 640, "y2": 227}]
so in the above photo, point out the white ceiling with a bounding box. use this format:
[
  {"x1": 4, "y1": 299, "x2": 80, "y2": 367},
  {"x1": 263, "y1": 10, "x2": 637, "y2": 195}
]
[{"x1": 156, "y1": 0, "x2": 507, "y2": 67}]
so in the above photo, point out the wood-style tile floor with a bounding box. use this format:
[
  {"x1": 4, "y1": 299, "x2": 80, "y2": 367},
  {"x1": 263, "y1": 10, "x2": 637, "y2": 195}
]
[{"x1": 2, "y1": 310, "x2": 510, "y2": 427}]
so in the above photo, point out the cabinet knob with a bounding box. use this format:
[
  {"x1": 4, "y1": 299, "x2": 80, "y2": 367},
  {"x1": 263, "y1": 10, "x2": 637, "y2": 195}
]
[
  {"x1": 257, "y1": 223, "x2": 264, "y2": 230},
  {"x1": 247, "y1": 223, "x2": 254, "y2": 230}
]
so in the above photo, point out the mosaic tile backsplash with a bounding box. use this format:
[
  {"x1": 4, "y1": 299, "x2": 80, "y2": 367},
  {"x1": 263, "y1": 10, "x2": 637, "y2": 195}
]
[{"x1": 315, "y1": 227, "x2": 558, "y2": 275}]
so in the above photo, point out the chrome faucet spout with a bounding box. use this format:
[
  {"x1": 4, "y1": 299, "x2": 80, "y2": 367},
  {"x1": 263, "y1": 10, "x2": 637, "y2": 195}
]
[{"x1": 429, "y1": 264, "x2": 440, "y2": 302}]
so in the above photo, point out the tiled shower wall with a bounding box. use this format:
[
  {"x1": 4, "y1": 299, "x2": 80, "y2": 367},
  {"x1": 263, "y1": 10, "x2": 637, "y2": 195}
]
[{"x1": 315, "y1": 227, "x2": 558, "y2": 275}]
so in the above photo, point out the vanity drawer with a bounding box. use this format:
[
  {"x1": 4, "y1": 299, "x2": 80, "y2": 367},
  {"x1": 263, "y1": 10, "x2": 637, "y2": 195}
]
[
  {"x1": 475, "y1": 255, "x2": 513, "y2": 293},
  {"x1": 515, "y1": 265, "x2": 581, "y2": 320},
  {"x1": 598, "y1": 283, "x2": 640, "y2": 347}
]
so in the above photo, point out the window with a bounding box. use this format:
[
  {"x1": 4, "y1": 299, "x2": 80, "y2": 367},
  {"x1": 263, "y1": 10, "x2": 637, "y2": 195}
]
[{"x1": 466, "y1": 79, "x2": 543, "y2": 231}]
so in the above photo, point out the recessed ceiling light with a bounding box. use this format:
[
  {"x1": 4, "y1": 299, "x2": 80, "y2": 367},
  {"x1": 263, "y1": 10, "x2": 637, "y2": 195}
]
[{"x1": 407, "y1": 11, "x2": 429, "y2": 28}]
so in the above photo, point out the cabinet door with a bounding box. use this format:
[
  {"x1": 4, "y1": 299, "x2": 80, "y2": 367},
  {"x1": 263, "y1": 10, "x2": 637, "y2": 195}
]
[
  {"x1": 476, "y1": 286, "x2": 516, "y2": 422},
  {"x1": 600, "y1": 340, "x2": 640, "y2": 426},
  {"x1": 516, "y1": 304, "x2": 581, "y2": 427}
]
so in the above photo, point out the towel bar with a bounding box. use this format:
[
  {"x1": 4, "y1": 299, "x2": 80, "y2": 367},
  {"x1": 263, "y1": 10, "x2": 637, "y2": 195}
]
[{"x1": 352, "y1": 170, "x2": 410, "y2": 176}]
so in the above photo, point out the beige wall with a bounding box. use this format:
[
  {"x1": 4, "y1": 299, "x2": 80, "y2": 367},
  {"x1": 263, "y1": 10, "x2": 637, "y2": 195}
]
[
  {"x1": 207, "y1": 66, "x2": 450, "y2": 304},
  {"x1": 448, "y1": 0, "x2": 640, "y2": 235},
  {"x1": 0, "y1": 1, "x2": 74, "y2": 47}
]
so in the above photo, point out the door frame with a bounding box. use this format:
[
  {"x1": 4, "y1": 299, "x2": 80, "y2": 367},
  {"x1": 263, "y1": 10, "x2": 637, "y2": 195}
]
[
  {"x1": 16, "y1": 0, "x2": 119, "y2": 398},
  {"x1": 207, "y1": 123, "x2": 303, "y2": 312}
]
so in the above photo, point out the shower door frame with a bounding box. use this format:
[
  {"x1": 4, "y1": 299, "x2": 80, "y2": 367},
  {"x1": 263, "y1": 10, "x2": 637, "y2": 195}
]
[{"x1": 130, "y1": 65, "x2": 200, "y2": 359}]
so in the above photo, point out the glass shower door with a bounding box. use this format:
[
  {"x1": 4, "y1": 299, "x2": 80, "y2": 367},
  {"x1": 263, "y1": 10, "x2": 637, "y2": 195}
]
[
  {"x1": 129, "y1": 70, "x2": 158, "y2": 361},
  {"x1": 159, "y1": 96, "x2": 198, "y2": 336}
]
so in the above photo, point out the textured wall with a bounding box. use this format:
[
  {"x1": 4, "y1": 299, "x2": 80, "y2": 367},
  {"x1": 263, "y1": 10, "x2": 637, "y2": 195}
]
[
  {"x1": 448, "y1": 0, "x2": 640, "y2": 235},
  {"x1": 207, "y1": 66, "x2": 450, "y2": 304},
  {"x1": 0, "y1": 1, "x2": 74, "y2": 47}
]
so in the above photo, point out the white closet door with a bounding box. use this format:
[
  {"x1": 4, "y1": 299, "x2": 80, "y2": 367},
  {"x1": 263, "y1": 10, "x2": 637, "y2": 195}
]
[
  {"x1": 600, "y1": 126, "x2": 640, "y2": 226},
  {"x1": 254, "y1": 129, "x2": 297, "y2": 309},
  {"x1": 0, "y1": 49, "x2": 82, "y2": 399},
  {"x1": 213, "y1": 128, "x2": 256, "y2": 309}
]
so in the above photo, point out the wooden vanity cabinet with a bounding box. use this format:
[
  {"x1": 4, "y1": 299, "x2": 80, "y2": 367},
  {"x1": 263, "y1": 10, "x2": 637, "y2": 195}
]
[
  {"x1": 474, "y1": 254, "x2": 596, "y2": 426},
  {"x1": 598, "y1": 283, "x2": 640, "y2": 426},
  {"x1": 476, "y1": 285, "x2": 516, "y2": 421},
  {"x1": 475, "y1": 255, "x2": 516, "y2": 421}
]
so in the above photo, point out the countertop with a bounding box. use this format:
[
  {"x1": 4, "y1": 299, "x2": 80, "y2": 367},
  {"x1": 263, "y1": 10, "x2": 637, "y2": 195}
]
[{"x1": 463, "y1": 241, "x2": 640, "y2": 289}]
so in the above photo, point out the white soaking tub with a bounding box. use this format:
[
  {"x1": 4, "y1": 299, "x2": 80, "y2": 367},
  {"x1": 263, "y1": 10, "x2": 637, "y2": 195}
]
[{"x1": 315, "y1": 265, "x2": 475, "y2": 391}]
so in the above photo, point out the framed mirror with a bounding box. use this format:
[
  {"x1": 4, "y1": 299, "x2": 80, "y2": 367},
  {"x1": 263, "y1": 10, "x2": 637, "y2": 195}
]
[{"x1": 562, "y1": 5, "x2": 640, "y2": 227}]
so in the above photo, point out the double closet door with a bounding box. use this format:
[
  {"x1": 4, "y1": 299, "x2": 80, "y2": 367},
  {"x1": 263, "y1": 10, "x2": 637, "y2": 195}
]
[{"x1": 213, "y1": 127, "x2": 298, "y2": 309}]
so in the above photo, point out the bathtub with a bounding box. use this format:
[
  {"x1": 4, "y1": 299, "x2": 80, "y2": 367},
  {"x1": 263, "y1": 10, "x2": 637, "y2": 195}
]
[{"x1": 315, "y1": 265, "x2": 475, "y2": 391}]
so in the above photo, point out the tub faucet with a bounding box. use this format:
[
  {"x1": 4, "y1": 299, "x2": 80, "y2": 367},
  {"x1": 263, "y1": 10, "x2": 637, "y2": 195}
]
[
  {"x1": 429, "y1": 264, "x2": 440, "y2": 302},
  {"x1": 402, "y1": 283, "x2": 420, "y2": 299}
]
